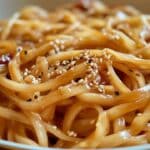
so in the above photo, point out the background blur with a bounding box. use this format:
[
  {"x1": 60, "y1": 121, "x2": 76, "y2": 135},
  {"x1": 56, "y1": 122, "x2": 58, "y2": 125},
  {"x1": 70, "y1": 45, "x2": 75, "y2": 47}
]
[{"x1": 0, "y1": 0, "x2": 149, "y2": 19}]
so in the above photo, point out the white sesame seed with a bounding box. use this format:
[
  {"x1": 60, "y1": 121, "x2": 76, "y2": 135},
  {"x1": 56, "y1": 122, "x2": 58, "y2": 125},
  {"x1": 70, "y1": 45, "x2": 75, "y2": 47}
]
[
  {"x1": 107, "y1": 72, "x2": 110, "y2": 75},
  {"x1": 90, "y1": 120, "x2": 95, "y2": 125},
  {"x1": 1, "y1": 54, "x2": 10, "y2": 62},
  {"x1": 23, "y1": 68, "x2": 31, "y2": 76},
  {"x1": 67, "y1": 131, "x2": 77, "y2": 137},
  {"x1": 71, "y1": 80, "x2": 77, "y2": 85},
  {"x1": 78, "y1": 79, "x2": 84, "y2": 84},
  {"x1": 16, "y1": 46, "x2": 23, "y2": 52},
  {"x1": 137, "y1": 113, "x2": 142, "y2": 116},
  {"x1": 99, "y1": 58, "x2": 103, "y2": 63},
  {"x1": 52, "y1": 125, "x2": 57, "y2": 130}
]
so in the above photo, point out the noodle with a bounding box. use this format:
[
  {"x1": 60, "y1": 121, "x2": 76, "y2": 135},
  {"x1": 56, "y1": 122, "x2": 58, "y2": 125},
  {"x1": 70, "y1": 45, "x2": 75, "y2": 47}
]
[{"x1": 0, "y1": 0, "x2": 149, "y2": 148}]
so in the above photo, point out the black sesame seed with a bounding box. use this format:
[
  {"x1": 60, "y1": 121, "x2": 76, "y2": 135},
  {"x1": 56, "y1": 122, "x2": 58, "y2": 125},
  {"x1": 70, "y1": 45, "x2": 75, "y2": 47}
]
[
  {"x1": 75, "y1": 78, "x2": 81, "y2": 82},
  {"x1": 129, "y1": 69, "x2": 133, "y2": 72},
  {"x1": 34, "y1": 95, "x2": 38, "y2": 99},
  {"x1": 135, "y1": 73, "x2": 140, "y2": 77},
  {"x1": 17, "y1": 47, "x2": 22, "y2": 52},
  {"x1": 87, "y1": 59, "x2": 93, "y2": 64},
  {"x1": 24, "y1": 51, "x2": 28, "y2": 55},
  {"x1": 6, "y1": 73, "x2": 10, "y2": 79},
  {"x1": 114, "y1": 91, "x2": 120, "y2": 96},
  {"x1": 27, "y1": 98, "x2": 32, "y2": 102}
]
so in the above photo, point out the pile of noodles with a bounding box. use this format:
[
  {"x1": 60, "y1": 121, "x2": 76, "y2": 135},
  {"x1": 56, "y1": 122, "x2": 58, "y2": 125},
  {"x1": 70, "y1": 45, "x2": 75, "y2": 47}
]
[{"x1": 0, "y1": 0, "x2": 149, "y2": 148}]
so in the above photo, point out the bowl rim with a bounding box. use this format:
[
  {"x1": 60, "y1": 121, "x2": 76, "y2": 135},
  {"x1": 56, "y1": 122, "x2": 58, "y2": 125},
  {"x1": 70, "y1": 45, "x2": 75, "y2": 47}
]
[{"x1": 0, "y1": 140, "x2": 150, "y2": 150}]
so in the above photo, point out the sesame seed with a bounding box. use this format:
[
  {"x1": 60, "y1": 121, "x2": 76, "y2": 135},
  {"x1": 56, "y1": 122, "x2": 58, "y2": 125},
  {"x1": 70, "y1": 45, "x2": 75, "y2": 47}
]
[
  {"x1": 85, "y1": 83, "x2": 90, "y2": 89},
  {"x1": 24, "y1": 50, "x2": 28, "y2": 55},
  {"x1": 27, "y1": 98, "x2": 32, "y2": 102},
  {"x1": 78, "y1": 79, "x2": 85, "y2": 84},
  {"x1": 137, "y1": 113, "x2": 142, "y2": 116},
  {"x1": 107, "y1": 71, "x2": 110, "y2": 75},
  {"x1": 75, "y1": 78, "x2": 81, "y2": 82},
  {"x1": 67, "y1": 131, "x2": 77, "y2": 137},
  {"x1": 52, "y1": 125, "x2": 57, "y2": 129},
  {"x1": 99, "y1": 58, "x2": 103, "y2": 63},
  {"x1": 98, "y1": 85, "x2": 105, "y2": 93},
  {"x1": 56, "y1": 61, "x2": 60, "y2": 66},
  {"x1": 31, "y1": 65, "x2": 35, "y2": 69},
  {"x1": 114, "y1": 91, "x2": 120, "y2": 96},
  {"x1": 70, "y1": 67, "x2": 74, "y2": 71},
  {"x1": 1, "y1": 54, "x2": 11, "y2": 62},
  {"x1": 55, "y1": 39, "x2": 60, "y2": 44},
  {"x1": 16, "y1": 46, "x2": 23, "y2": 52},
  {"x1": 71, "y1": 80, "x2": 77, "y2": 85},
  {"x1": 135, "y1": 73, "x2": 140, "y2": 77},
  {"x1": 23, "y1": 68, "x2": 31, "y2": 76},
  {"x1": 6, "y1": 73, "x2": 10, "y2": 79},
  {"x1": 90, "y1": 120, "x2": 95, "y2": 125},
  {"x1": 62, "y1": 60, "x2": 68, "y2": 65},
  {"x1": 89, "y1": 83, "x2": 93, "y2": 86},
  {"x1": 29, "y1": 75, "x2": 39, "y2": 84},
  {"x1": 34, "y1": 95, "x2": 38, "y2": 99},
  {"x1": 129, "y1": 69, "x2": 133, "y2": 72}
]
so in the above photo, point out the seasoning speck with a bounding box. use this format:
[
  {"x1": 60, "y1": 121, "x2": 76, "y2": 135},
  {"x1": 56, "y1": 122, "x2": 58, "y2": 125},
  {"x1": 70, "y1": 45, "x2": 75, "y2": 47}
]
[
  {"x1": 129, "y1": 69, "x2": 133, "y2": 72},
  {"x1": 115, "y1": 91, "x2": 120, "y2": 96},
  {"x1": 27, "y1": 98, "x2": 32, "y2": 102},
  {"x1": 24, "y1": 50, "x2": 28, "y2": 55},
  {"x1": 34, "y1": 95, "x2": 38, "y2": 99},
  {"x1": 135, "y1": 73, "x2": 140, "y2": 77}
]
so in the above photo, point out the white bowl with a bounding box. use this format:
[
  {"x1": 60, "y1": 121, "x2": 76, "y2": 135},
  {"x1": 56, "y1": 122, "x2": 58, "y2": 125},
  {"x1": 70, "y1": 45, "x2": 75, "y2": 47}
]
[
  {"x1": 0, "y1": 0, "x2": 149, "y2": 149},
  {"x1": 0, "y1": 139, "x2": 150, "y2": 150}
]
